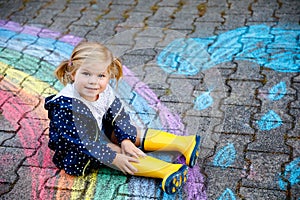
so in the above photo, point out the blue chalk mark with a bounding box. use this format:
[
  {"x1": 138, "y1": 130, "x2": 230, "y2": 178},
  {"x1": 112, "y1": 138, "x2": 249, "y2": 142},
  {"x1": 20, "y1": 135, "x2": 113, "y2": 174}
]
[
  {"x1": 268, "y1": 81, "x2": 287, "y2": 101},
  {"x1": 157, "y1": 24, "x2": 300, "y2": 75},
  {"x1": 194, "y1": 89, "x2": 214, "y2": 110},
  {"x1": 157, "y1": 38, "x2": 211, "y2": 75},
  {"x1": 213, "y1": 143, "x2": 236, "y2": 168},
  {"x1": 257, "y1": 110, "x2": 282, "y2": 131},
  {"x1": 278, "y1": 157, "x2": 300, "y2": 190},
  {"x1": 0, "y1": 27, "x2": 74, "y2": 63},
  {"x1": 218, "y1": 188, "x2": 236, "y2": 200},
  {"x1": 113, "y1": 81, "x2": 161, "y2": 128}
]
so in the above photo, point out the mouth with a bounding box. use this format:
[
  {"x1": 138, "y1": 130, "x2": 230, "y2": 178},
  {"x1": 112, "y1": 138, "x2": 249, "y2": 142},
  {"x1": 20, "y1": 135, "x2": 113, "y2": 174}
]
[{"x1": 85, "y1": 87, "x2": 99, "y2": 91}]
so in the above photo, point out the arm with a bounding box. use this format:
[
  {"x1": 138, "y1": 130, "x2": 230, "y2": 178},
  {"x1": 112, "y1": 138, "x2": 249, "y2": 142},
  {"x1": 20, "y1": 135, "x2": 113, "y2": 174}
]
[
  {"x1": 104, "y1": 97, "x2": 146, "y2": 158},
  {"x1": 49, "y1": 106, "x2": 117, "y2": 166},
  {"x1": 105, "y1": 97, "x2": 137, "y2": 144}
]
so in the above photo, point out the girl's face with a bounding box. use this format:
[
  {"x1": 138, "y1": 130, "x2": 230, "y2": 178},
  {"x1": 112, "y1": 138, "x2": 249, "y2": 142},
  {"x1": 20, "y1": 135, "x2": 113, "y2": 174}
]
[{"x1": 72, "y1": 60, "x2": 111, "y2": 101}]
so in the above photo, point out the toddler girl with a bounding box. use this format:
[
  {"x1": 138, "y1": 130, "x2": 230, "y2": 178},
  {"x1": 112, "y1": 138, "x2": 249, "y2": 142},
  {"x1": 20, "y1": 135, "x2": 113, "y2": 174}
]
[{"x1": 44, "y1": 41, "x2": 201, "y2": 194}]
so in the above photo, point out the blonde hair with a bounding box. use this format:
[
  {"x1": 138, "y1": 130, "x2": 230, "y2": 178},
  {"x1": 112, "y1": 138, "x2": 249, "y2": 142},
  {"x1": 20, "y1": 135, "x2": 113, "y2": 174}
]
[{"x1": 55, "y1": 41, "x2": 123, "y2": 85}]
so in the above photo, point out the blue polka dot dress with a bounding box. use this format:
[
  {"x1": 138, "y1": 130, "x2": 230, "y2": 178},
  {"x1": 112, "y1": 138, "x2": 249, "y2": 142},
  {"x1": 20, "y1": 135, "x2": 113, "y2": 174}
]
[{"x1": 44, "y1": 84, "x2": 137, "y2": 176}]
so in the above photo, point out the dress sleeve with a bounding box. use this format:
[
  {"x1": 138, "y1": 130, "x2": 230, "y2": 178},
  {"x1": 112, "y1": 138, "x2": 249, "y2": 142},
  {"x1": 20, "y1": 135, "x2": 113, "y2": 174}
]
[
  {"x1": 49, "y1": 105, "x2": 117, "y2": 166},
  {"x1": 104, "y1": 97, "x2": 137, "y2": 145}
]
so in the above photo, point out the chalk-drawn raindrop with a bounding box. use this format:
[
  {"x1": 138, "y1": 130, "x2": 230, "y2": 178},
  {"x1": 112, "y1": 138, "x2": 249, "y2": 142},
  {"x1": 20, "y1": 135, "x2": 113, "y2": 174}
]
[
  {"x1": 257, "y1": 110, "x2": 282, "y2": 131},
  {"x1": 268, "y1": 81, "x2": 286, "y2": 101},
  {"x1": 194, "y1": 89, "x2": 214, "y2": 110},
  {"x1": 213, "y1": 143, "x2": 236, "y2": 168},
  {"x1": 217, "y1": 188, "x2": 236, "y2": 200},
  {"x1": 278, "y1": 157, "x2": 300, "y2": 190}
]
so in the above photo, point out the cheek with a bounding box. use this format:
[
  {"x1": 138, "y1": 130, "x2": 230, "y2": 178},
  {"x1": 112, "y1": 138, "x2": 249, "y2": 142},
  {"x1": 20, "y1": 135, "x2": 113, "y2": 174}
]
[
  {"x1": 74, "y1": 74, "x2": 87, "y2": 82},
  {"x1": 100, "y1": 79, "x2": 109, "y2": 87}
]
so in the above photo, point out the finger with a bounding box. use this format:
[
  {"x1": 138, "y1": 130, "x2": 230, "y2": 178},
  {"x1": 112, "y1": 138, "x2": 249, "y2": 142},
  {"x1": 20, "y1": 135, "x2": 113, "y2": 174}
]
[
  {"x1": 130, "y1": 151, "x2": 139, "y2": 159},
  {"x1": 136, "y1": 149, "x2": 147, "y2": 157},
  {"x1": 128, "y1": 156, "x2": 139, "y2": 163},
  {"x1": 133, "y1": 148, "x2": 146, "y2": 158},
  {"x1": 120, "y1": 166, "x2": 130, "y2": 175},
  {"x1": 126, "y1": 162, "x2": 138, "y2": 174},
  {"x1": 120, "y1": 162, "x2": 136, "y2": 175},
  {"x1": 120, "y1": 168, "x2": 127, "y2": 175},
  {"x1": 123, "y1": 148, "x2": 138, "y2": 158}
]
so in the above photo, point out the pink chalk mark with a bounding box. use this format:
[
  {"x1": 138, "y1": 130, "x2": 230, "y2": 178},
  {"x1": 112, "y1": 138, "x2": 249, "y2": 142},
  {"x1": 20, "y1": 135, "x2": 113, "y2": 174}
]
[
  {"x1": 22, "y1": 25, "x2": 42, "y2": 35},
  {"x1": 38, "y1": 29, "x2": 61, "y2": 39},
  {"x1": 0, "y1": 20, "x2": 82, "y2": 45},
  {"x1": 0, "y1": 20, "x2": 24, "y2": 32},
  {"x1": 59, "y1": 35, "x2": 83, "y2": 46}
]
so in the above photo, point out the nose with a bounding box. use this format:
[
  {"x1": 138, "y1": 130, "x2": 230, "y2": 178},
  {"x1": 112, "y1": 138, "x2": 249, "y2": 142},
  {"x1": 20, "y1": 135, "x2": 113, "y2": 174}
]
[{"x1": 88, "y1": 76, "x2": 98, "y2": 84}]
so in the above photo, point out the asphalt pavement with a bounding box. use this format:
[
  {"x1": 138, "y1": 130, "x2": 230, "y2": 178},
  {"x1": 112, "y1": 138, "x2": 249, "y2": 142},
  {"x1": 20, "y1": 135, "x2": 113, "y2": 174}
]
[{"x1": 0, "y1": 0, "x2": 299, "y2": 199}]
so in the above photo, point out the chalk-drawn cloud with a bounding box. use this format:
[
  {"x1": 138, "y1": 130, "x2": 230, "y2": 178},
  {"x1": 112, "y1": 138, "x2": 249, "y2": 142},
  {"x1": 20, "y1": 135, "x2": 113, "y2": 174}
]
[
  {"x1": 157, "y1": 24, "x2": 300, "y2": 75},
  {"x1": 157, "y1": 38, "x2": 211, "y2": 75}
]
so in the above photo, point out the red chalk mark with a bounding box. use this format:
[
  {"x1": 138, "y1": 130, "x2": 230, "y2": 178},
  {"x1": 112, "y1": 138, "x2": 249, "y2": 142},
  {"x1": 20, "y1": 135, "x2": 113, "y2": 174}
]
[
  {"x1": 26, "y1": 134, "x2": 56, "y2": 168},
  {"x1": 0, "y1": 90, "x2": 14, "y2": 105}
]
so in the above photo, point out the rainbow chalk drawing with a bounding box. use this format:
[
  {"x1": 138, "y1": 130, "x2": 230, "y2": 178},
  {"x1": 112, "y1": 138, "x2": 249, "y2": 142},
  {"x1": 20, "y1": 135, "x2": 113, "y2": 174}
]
[
  {"x1": 213, "y1": 143, "x2": 236, "y2": 169},
  {"x1": 0, "y1": 20, "x2": 206, "y2": 199},
  {"x1": 278, "y1": 157, "x2": 300, "y2": 190}
]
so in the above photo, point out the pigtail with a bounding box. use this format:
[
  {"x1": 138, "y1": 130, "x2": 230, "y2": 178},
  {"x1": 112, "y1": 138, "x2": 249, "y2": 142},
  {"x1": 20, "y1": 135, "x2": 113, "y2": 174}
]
[
  {"x1": 112, "y1": 58, "x2": 123, "y2": 82},
  {"x1": 55, "y1": 60, "x2": 73, "y2": 86}
]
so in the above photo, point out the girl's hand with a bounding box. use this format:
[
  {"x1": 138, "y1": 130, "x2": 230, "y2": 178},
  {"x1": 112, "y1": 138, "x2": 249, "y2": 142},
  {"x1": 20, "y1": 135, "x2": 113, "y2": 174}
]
[
  {"x1": 121, "y1": 139, "x2": 147, "y2": 158},
  {"x1": 112, "y1": 153, "x2": 139, "y2": 175}
]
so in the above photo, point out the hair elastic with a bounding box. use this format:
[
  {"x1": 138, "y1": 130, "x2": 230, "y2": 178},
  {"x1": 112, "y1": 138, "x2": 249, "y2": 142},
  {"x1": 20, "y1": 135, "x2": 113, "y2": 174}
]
[{"x1": 68, "y1": 60, "x2": 73, "y2": 66}]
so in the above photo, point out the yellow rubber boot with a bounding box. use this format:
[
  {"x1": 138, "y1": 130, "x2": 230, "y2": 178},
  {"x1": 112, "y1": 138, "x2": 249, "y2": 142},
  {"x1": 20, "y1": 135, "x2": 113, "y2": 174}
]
[
  {"x1": 131, "y1": 156, "x2": 188, "y2": 194},
  {"x1": 141, "y1": 129, "x2": 201, "y2": 167}
]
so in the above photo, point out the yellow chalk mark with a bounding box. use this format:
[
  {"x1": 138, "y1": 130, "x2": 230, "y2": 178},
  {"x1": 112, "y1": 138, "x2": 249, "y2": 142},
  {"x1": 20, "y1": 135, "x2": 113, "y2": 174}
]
[
  {"x1": 22, "y1": 76, "x2": 57, "y2": 96},
  {"x1": 3, "y1": 66, "x2": 57, "y2": 96},
  {"x1": 83, "y1": 172, "x2": 98, "y2": 200},
  {"x1": 70, "y1": 172, "x2": 98, "y2": 200},
  {"x1": 0, "y1": 62, "x2": 9, "y2": 74}
]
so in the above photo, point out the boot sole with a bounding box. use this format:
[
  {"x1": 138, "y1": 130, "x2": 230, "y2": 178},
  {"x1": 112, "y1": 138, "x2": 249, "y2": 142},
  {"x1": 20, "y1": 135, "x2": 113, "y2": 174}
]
[
  {"x1": 163, "y1": 165, "x2": 189, "y2": 194},
  {"x1": 188, "y1": 135, "x2": 201, "y2": 167}
]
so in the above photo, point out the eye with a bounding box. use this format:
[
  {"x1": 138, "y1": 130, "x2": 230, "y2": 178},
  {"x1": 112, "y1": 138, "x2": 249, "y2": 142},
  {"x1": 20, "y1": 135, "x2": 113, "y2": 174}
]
[
  {"x1": 82, "y1": 72, "x2": 90, "y2": 76},
  {"x1": 98, "y1": 74, "x2": 106, "y2": 78}
]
